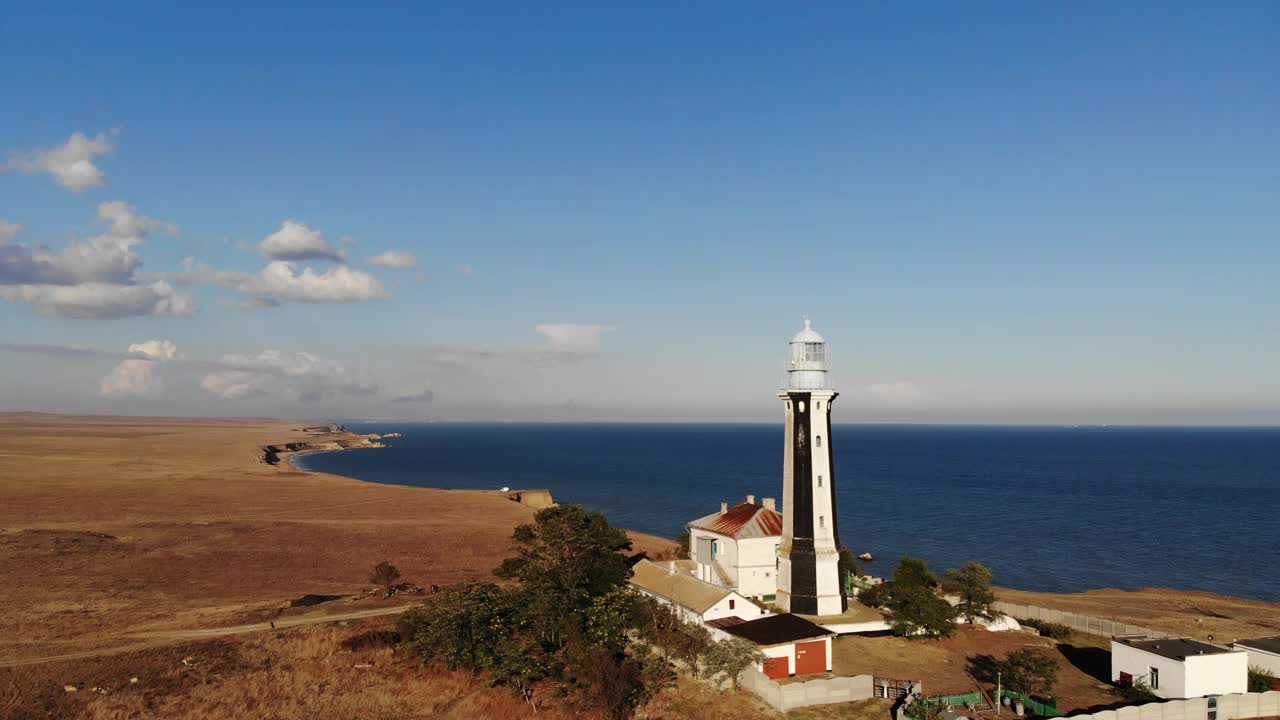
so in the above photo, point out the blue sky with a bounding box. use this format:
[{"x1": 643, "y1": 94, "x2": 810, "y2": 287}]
[{"x1": 1, "y1": 2, "x2": 1277, "y2": 423}]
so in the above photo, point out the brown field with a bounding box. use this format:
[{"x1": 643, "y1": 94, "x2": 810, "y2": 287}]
[
  {"x1": 832, "y1": 626, "x2": 1117, "y2": 712},
  {"x1": 2, "y1": 412, "x2": 1275, "y2": 718},
  {"x1": 997, "y1": 587, "x2": 1280, "y2": 643},
  {"x1": 0, "y1": 413, "x2": 674, "y2": 666}
]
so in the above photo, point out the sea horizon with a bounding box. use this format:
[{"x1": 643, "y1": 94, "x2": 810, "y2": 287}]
[{"x1": 295, "y1": 422, "x2": 1280, "y2": 603}]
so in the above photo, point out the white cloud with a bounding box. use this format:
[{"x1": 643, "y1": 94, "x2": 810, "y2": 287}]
[
  {"x1": 865, "y1": 381, "x2": 923, "y2": 404},
  {"x1": 166, "y1": 260, "x2": 385, "y2": 305},
  {"x1": 0, "y1": 280, "x2": 193, "y2": 319},
  {"x1": 535, "y1": 323, "x2": 613, "y2": 352},
  {"x1": 0, "y1": 220, "x2": 20, "y2": 243},
  {"x1": 4, "y1": 131, "x2": 116, "y2": 191},
  {"x1": 0, "y1": 202, "x2": 191, "y2": 319},
  {"x1": 259, "y1": 221, "x2": 345, "y2": 262},
  {"x1": 369, "y1": 250, "x2": 416, "y2": 268},
  {"x1": 128, "y1": 339, "x2": 178, "y2": 361},
  {"x1": 205, "y1": 349, "x2": 376, "y2": 403},
  {"x1": 201, "y1": 370, "x2": 270, "y2": 400},
  {"x1": 100, "y1": 339, "x2": 178, "y2": 397}
]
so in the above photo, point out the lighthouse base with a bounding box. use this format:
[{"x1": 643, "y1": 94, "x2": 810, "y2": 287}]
[{"x1": 777, "y1": 549, "x2": 846, "y2": 616}]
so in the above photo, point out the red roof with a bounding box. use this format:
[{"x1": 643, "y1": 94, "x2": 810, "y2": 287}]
[{"x1": 689, "y1": 501, "x2": 783, "y2": 539}]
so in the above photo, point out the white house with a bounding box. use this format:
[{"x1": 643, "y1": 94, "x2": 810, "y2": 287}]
[
  {"x1": 629, "y1": 559, "x2": 768, "y2": 625},
  {"x1": 1234, "y1": 637, "x2": 1280, "y2": 677},
  {"x1": 1112, "y1": 638, "x2": 1249, "y2": 699},
  {"x1": 688, "y1": 496, "x2": 783, "y2": 600},
  {"x1": 709, "y1": 613, "x2": 835, "y2": 679}
]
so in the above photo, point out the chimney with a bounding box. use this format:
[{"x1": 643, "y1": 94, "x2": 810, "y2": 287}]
[
  {"x1": 720, "y1": 501, "x2": 728, "y2": 514},
  {"x1": 747, "y1": 494, "x2": 756, "y2": 505},
  {"x1": 763, "y1": 497, "x2": 776, "y2": 512}
]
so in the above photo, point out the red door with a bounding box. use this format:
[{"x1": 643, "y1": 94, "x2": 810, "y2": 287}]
[
  {"x1": 794, "y1": 640, "x2": 827, "y2": 675},
  {"x1": 763, "y1": 656, "x2": 789, "y2": 679}
]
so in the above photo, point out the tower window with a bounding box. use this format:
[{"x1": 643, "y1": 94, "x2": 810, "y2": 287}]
[
  {"x1": 818, "y1": 475, "x2": 822, "y2": 487},
  {"x1": 817, "y1": 402, "x2": 821, "y2": 410},
  {"x1": 819, "y1": 516, "x2": 825, "y2": 528},
  {"x1": 817, "y1": 435, "x2": 822, "y2": 447}
]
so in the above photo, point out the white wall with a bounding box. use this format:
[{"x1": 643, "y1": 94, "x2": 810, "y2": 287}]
[
  {"x1": 703, "y1": 591, "x2": 769, "y2": 623},
  {"x1": 1234, "y1": 644, "x2": 1280, "y2": 676},
  {"x1": 690, "y1": 527, "x2": 738, "y2": 586},
  {"x1": 1113, "y1": 641, "x2": 1188, "y2": 699},
  {"x1": 1112, "y1": 642, "x2": 1249, "y2": 699},
  {"x1": 737, "y1": 536, "x2": 781, "y2": 598},
  {"x1": 1184, "y1": 652, "x2": 1249, "y2": 697}
]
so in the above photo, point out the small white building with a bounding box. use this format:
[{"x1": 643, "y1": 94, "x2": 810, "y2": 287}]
[
  {"x1": 688, "y1": 496, "x2": 783, "y2": 600},
  {"x1": 1234, "y1": 636, "x2": 1280, "y2": 677},
  {"x1": 709, "y1": 613, "x2": 835, "y2": 679},
  {"x1": 1111, "y1": 638, "x2": 1249, "y2": 699},
  {"x1": 629, "y1": 559, "x2": 767, "y2": 625}
]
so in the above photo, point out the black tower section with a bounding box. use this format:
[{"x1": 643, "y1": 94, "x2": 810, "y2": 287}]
[
  {"x1": 787, "y1": 391, "x2": 818, "y2": 615},
  {"x1": 826, "y1": 398, "x2": 849, "y2": 612}
]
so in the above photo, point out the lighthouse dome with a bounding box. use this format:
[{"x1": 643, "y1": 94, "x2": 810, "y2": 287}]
[
  {"x1": 785, "y1": 318, "x2": 830, "y2": 390},
  {"x1": 791, "y1": 318, "x2": 825, "y2": 344}
]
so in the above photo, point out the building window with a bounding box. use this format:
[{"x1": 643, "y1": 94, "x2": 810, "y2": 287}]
[
  {"x1": 729, "y1": 599, "x2": 735, "y2": 610},
  {"x1": 817, "y1": 435, "x2": 822, "y2": 447},
  {"x1": 819, "y1": 515, "x2": 825, "y2": 528},
  {"x1": 1149, "y1": 667, "x2": 1159, "y2": 690},
  {"x1": 817, "y1": 401, "x2": 821, "y2": 410},
  {"x1": 818, "y1": 475, "x2": 822, "y2": 487}
]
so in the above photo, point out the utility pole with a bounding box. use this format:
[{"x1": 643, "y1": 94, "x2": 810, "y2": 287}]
[{"x1": 996, "y1": 670, "x2": 1002, "y2": 715}]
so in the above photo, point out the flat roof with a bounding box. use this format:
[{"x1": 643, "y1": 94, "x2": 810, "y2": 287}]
[
  {"x1": 1235, "y1": 636, "x2": 1280, "y2": 655},
  {"x1": 721, "y1": 613, "x2": 834, "y2": 647},
  {"x1": 1117, "y1": 638, "x2": 1236, "y2": 661}
]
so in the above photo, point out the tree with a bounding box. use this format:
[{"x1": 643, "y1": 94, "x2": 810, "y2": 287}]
[
  {"x1": 905, "y1": 695, "x2": 945, "y2": 720},
  {"x1": 565, "y1": 643, "x2": 659, "y2": 720},
  {"x1": 857, "y1": 582, "x2": 890, "y2": 608},
  {"x1": 838, "y1": 544, "x2": 861, "y2": 580},
  {"x1": 701, "y1": 637, "x2": 766, "y2": 690},
  {"x1": 400, "y1": 581, "x2": 520, "y2": 672},
  {"x1": 998, "y1": 647, "x2": 1059, "y2": 699},
  {"x1": 1249, "y1": 665, "x2": 1278, "y2": 692},
  {"x1": 886, "y1": 557, "x2": 957, "y2": 638},
  {"x1": 495, "y1": 505, "x2": 634, "y2": 646},
  {"x1": 369, "y1": 560, "x2": 401, "y2": 597},
  {"x1": 942, "y1": 562, "x2": 996, "y2": 622}
]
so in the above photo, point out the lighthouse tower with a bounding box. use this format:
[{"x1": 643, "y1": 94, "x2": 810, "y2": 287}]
[{"x1": 776, "y1": 319, "x2": 847, "y2": 616}]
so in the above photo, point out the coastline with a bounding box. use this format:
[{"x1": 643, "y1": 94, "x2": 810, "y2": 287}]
[{"x1": 284, "y1": 423, "x2": 1280, "y2": 641}]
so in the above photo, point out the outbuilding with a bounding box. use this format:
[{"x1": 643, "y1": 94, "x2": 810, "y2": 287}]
[
  {"x1": 629, "y1": 558, "x2": 765, "y2": 625},
  {"x1": 1233, "y1": 636, "x2": 1280, "y2": 678},
  {"x1": 1111, "y1": 638, "x2": 1248, "y2": 699},
  {"x1": 710, "y1": 613, "x2": 835, "y2": 680}
]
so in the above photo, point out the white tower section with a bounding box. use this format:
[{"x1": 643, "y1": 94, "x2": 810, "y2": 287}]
[{"x1": 776, "y1": 319, "x2": 847, "y2": 616}]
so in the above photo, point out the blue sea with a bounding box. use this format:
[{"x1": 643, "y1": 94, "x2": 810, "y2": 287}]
[{"x1": 293, "y1": 424, "x2": 1280, "y2": 601}]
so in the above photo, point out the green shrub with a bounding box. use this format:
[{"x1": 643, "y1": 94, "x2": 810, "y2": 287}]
[
  {"x1": 1249, "y1": 665, "x2": 1278, "y2": 692},
  {"x1": 1022, "y1": 619, "x2": 1072, "y2": 640}
]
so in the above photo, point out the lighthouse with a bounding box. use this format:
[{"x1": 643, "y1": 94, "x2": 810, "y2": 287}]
[{"x1": 776, "y1": 319, "x2": 847, "y2": 616}]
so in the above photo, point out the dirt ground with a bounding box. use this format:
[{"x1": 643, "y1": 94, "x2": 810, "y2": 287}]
[
  {"x1": 0, "y1": 413, "x2": 673, "y2": 664},
  {"x1": 997, "y1": 587, "x2": 1280, "y2": 643},
  {"x1": 832, "y1": 625, "x2": 1118, "y2": 712}
]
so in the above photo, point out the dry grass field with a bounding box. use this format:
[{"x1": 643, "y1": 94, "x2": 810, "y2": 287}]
[
  {"x1": 0, "y1": 413, "x2": 673, "y2": 666},
  {"x1": 831, "y1": 625, "x2": 1118, "y2": 712},
  {"x1": 997, "y1": 587, "x2": 1280, "y2": 642},
  {"x1": 2, "y1": 412, "x2": 1274, "y2": 719}
]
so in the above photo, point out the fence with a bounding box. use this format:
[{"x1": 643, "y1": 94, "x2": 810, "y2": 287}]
[
  {"x1": 1001, "y1": 689, "x2": 1064, "y2": 717},
  {"x1": 993, "y1": 601, "x2": 1172, "y2": 639},
  {"x1": 923, "y1": 691, "x2": 985, "y2": 708},
  {"x1": 738, "y1": 669, "x2": 878, "y2": 712},
  {"x1": 1062, "y1": 691, "x2": 1280, "y2": 720}
]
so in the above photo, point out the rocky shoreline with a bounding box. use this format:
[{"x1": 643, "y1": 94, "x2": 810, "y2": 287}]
[{"x1": 261, "y1": 424, "x2": 398, "y2": 466}]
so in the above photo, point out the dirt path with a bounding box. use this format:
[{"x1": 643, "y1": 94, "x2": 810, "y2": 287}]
[{"x1": 0, "y1": 605, "x2": 412, "y2": 669}]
